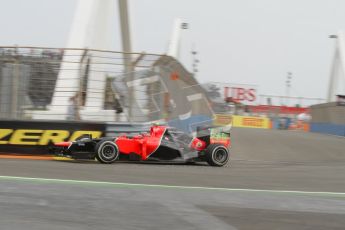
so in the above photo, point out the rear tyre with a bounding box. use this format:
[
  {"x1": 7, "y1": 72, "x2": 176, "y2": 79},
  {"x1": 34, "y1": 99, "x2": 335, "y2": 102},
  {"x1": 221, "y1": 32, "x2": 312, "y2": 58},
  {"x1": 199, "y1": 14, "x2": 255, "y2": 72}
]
[
  {"x1": 205, "y1": 144, "x2": 229, "y2": 167},
  {"x1": 95, "y1": 140, "x2": 119, "y2": 164}
]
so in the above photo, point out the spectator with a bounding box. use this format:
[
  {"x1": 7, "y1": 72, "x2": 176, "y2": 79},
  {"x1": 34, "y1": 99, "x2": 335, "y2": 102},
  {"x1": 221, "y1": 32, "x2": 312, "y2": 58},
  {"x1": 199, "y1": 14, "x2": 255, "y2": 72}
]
[{"x1": 67, "y1": 94, "x2": 80, "y2": 120}]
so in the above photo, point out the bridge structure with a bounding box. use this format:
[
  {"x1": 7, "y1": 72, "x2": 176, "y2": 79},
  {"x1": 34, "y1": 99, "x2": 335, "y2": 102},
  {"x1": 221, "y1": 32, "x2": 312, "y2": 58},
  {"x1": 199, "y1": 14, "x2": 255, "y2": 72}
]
[{"x1": 328, "y1": 31, "x2": 345, "y2": 102}]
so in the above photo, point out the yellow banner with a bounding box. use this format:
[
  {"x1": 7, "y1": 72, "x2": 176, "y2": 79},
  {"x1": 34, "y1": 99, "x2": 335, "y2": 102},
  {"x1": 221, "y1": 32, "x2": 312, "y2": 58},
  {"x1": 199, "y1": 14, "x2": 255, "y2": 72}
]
[
  {"x1": 213, "y1": 114, "x2": 233, "y2": 126},
  {"x1": 232, "y1": 115, "x2": 270, "y2": 129},
  {"x1": 0, "y1": 129, "x2": 102, "y2": 146}
]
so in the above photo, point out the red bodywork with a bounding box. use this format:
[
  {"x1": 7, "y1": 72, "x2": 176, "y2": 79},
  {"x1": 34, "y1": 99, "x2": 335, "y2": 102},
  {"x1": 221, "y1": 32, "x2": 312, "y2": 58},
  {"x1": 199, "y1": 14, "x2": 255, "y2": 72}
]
[
  {"x1": 115, "y1": 126, "x2": 167, "y2": 160},
  {"x1": 55, "y1": 142, "x2": 71, "y2": 147},
  {"x1": 115, "y1": 125, "x2": 210, "y2": 160}
]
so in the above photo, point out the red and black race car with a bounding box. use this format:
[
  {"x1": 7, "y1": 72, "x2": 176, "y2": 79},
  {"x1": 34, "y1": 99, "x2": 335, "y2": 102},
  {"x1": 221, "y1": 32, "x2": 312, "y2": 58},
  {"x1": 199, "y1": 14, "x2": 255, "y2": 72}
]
[{"x1": 51, "y1": 125, "x2": 231, "y2": 167}]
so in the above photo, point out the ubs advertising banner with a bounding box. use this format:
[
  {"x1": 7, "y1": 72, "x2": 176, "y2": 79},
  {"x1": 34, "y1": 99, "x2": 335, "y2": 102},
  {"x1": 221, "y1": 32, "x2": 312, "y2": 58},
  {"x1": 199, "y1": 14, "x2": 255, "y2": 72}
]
[
  {"x1": 0, "y1": 120, "x2": 105, "y2": 154},
  {"x1": 204, "y1": 82, "x2": 258, "y2": 105}
]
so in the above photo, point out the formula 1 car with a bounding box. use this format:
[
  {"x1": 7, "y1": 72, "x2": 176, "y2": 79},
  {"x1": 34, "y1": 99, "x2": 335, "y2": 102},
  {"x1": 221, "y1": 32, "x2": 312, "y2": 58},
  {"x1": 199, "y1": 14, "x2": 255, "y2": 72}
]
[{"x1": 51, "y1": 125, "x2": 231, "y2": 167}]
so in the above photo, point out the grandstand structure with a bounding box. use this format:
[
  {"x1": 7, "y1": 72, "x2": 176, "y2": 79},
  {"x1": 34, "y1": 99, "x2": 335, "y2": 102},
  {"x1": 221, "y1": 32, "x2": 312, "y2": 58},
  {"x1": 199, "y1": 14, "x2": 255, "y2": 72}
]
[{"x1": 0, "y1": 48, "x2": 62, "y2": 119}]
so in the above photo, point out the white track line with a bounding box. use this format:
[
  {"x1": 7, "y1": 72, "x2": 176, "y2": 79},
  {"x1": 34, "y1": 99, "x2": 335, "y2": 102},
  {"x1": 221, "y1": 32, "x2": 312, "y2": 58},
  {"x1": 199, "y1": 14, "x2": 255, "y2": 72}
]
[{"x1": 0, "y1": 175, "x2": 344, "y2": 197}]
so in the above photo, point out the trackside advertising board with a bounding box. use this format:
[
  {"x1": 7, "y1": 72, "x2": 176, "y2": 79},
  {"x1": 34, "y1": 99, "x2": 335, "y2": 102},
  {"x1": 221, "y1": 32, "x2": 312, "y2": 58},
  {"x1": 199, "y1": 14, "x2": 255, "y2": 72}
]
[
  {"x1": 213, "y1": 114, "x2": 233, "y2": 126},
  {"x1": 0, "y1": 120, "x2": 105, "y2": 154},
  {"x1": 232, "y1": 115, "x2": 270, "y2": 129},
  {"x1": 206, "y1": 82, "x2": 258, "y2": 105}
]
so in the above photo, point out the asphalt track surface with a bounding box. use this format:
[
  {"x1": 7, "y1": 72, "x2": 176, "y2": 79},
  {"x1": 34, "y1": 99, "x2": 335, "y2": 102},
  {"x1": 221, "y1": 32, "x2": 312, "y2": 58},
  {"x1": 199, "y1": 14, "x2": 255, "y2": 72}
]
[{"x1": 0, "y1": 128, "x2": 344, "y2": 229}]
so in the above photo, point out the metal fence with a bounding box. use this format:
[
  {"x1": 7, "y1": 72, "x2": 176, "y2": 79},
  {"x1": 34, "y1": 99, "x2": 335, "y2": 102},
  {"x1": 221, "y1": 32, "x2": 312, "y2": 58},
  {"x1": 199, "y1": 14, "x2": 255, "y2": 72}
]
[
  {"x1": 0, "y1": 46, "x2": 213, "y2": 127},
  {"x1": 258, "y1": 94, "x2": 325, "y2": 108}
]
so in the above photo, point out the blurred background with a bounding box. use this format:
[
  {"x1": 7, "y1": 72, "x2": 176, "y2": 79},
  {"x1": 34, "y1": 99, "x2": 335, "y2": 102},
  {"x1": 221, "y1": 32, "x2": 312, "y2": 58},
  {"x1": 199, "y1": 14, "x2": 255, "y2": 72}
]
[
  {"x1": 0, "y1": 0, "x2": 344, "y2": 136},
  {"x1": 0, "y1": 2, "x2": 345, "y2": 230}
]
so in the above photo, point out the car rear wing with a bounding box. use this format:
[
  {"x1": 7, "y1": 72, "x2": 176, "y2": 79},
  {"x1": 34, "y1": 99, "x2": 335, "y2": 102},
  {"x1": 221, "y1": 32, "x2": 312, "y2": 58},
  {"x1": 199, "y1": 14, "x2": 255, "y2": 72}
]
[{"x1": 196, "y1": 125, "x2": 231, "y2": 147}]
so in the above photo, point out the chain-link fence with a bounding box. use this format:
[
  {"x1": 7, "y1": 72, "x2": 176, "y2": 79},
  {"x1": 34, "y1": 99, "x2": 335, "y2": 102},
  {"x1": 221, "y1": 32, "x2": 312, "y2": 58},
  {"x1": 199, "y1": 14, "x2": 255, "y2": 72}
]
[
  {"x1": 0, "y1": 46, "x2": 214, "y2": 130},
  {"x1": 0, "y1": 47, "x2": 157, "y2": 121},
  {"x1": 0, "y1": 47, "x2": 61, "y2": 119}
]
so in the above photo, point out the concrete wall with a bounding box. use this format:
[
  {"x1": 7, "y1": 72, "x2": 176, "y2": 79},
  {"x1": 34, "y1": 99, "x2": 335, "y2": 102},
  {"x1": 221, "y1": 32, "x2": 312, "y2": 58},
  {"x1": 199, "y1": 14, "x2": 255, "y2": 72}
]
[
  {"x1": 311, "y1": 102, "x2": 345, "y2": 125},
  {"x1": 310, "y1": 103, "x2": 345, "y2": 136},
  {"x1": 310, "y1": 123, "x2": 345, "y2": 136}
]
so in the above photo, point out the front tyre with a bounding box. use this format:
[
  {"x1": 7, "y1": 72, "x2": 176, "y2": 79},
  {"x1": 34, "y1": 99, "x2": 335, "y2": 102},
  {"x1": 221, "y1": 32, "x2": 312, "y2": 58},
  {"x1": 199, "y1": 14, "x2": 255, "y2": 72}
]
[
  {"x1": 95, "y1": 140, "x2": 119, "y2": 164},
  {"x1": 205, "y1": 144, "x2": 229, "y2": 167}
]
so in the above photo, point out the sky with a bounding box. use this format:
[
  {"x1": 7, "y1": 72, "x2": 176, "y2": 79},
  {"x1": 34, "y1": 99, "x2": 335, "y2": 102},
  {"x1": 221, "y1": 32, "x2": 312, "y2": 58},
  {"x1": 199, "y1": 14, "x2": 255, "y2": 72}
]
[{"x1": 0, "y1": 0, "x2": 345, "y2": 101}]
